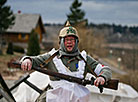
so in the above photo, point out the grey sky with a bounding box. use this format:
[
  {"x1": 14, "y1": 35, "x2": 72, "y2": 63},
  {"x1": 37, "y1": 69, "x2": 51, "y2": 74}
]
[{"x1": 7, "y1": 0, "x2": 138, "y2": 26}]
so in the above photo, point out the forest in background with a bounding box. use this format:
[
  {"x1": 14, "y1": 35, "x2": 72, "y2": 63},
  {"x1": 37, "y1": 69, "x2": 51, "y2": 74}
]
[{"x1": 45, "y1": 22, "x2": 138, "y2": 43}]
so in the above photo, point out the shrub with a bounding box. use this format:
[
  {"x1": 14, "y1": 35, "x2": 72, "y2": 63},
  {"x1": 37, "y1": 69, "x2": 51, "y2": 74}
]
[
  {"x1": 13, "y1": 45, "x2": 25, "y2": 53},
  {"x1": 6, "y1": 42, "x2": 13, "y2": 55},
  {"x1": 27, "y1": 30, "x2": 40, "y2": 56}
]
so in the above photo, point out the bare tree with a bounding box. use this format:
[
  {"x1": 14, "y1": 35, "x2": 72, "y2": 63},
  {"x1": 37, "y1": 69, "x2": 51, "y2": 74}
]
[{"x1": 75, "y1": 21, "x2": 107, "y2": 57}]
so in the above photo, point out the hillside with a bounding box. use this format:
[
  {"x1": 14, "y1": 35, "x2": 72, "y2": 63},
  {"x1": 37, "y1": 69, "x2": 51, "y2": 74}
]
[{"x1": 89, "y1": 23, "x2": 138, "y2": 43}]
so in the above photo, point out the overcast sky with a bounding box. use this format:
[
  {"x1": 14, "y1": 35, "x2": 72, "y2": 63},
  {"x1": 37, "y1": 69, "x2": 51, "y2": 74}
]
[{"x1": 7, "y1": 0, "x2": 138, "y2": 26}]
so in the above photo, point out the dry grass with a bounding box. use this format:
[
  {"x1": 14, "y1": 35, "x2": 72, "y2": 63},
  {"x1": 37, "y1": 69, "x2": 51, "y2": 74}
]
[
  {"x1": 0, "y1": 52, "x2": 22, "y2": 71},
  {"x1": 103, "y1": 57, "x2": 125, "y2": 70},
  {"x1": 0, "y1": 51, "x2": 24, "y2": 80},
  {"x1": 118, "y1": 70, "x2": 138, "y2": 92}
]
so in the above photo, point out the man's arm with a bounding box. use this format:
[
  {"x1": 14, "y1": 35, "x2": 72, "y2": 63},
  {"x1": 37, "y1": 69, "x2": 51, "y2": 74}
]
[
  {"x1": 20, "y1": 53, "x2": 51, "y2": 70},
  {"x1": 86, "y1": 55, "x2": 112, "y2": 86}
]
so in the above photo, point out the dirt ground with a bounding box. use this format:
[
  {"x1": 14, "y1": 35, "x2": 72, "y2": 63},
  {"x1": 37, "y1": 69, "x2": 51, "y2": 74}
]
[
  {"x1": 0, "y1": 51, "x2": 25, "y2": 80},
  {"x1": 2, "y1": 70, "x2": 26, "y2": 80}
]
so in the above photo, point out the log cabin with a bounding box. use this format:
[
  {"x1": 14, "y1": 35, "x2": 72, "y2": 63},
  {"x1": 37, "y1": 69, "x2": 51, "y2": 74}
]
[{"x1": 5, "y1": 13, "x2": 45, "y2": 43}]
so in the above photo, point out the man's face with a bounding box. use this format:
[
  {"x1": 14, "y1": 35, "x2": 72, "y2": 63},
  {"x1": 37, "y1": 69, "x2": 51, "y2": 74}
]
[{"x1": 64, "y1": 36, "x2": 76, "y2": 52}]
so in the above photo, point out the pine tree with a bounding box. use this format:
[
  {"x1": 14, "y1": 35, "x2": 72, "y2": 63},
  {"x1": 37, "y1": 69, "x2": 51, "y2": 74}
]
[
  {"x1": 27, "y1": 30, "x2": 40, "y2": 56},
  {"x1": 67, "y1": 0, "x2": 86, "y2": 25},
  {"x1": 0, "y1": 0, "x2": 15, "y2": 54}
]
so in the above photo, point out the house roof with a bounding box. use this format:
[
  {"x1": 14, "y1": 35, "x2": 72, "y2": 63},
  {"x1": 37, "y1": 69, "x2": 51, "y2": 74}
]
[{"x1": 6, "y1": 13, "x2": 45, "y2": 34}]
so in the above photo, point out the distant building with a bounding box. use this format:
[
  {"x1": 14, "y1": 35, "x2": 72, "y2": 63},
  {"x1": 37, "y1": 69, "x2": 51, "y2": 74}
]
[
  {"x1": 5, "y1": 13, "x2": 45, "y2": 44},
  {"x1": 43, "y1": 25, "x2": 62, "y2": 50}
]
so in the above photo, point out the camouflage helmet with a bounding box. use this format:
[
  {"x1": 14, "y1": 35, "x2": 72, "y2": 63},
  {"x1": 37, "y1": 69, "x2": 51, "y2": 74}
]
[{"x1": 59, "y1": 21, "x2": 79, "y2": 39}]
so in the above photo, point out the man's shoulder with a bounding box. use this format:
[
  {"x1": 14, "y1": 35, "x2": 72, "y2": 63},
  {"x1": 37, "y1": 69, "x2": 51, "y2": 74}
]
[
  {"x1": 48, "y1": 48, "x2": 58, "y2": 56},
  {"x1": 86, "y1": 54, "x2": 98, "y2": 63}
]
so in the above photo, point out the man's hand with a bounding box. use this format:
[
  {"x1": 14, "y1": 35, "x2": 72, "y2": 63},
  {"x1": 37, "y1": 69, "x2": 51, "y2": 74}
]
[
  {"x1": 21, "y1": 59, "x2": 32, "y2": 71},
  {"x1": 94, "y1": 77, "x2": 105, "y2": 87}
]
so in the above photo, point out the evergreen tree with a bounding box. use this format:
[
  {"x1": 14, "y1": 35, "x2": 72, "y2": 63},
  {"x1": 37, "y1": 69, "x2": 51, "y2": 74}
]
[
  {"x1": 67, "y1": 0, "x2": 86, "y2": 25},
  {"x1": 0, "y1": 0, "x2": 15, "y2": 54},
  {"x1": 6, "y1": 42, "x2": 13, "y2": 55},
  {"x1": 27, "y1": 30, "x2": 40, "y2": 56}
]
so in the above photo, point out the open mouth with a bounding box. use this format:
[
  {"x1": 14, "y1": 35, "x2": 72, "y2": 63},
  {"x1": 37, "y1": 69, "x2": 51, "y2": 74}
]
[
  {"x1": 67, "y1": 45, "x2": 73, "y2": 48},
  {"x1": 66, "y1": 45, "x2": 73, "y2": 51}
]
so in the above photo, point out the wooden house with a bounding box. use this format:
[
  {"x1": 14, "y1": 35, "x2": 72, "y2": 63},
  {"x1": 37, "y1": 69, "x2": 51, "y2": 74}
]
[{"x1": 5, "y1": 13, "x2": 45, "y2": 43}]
